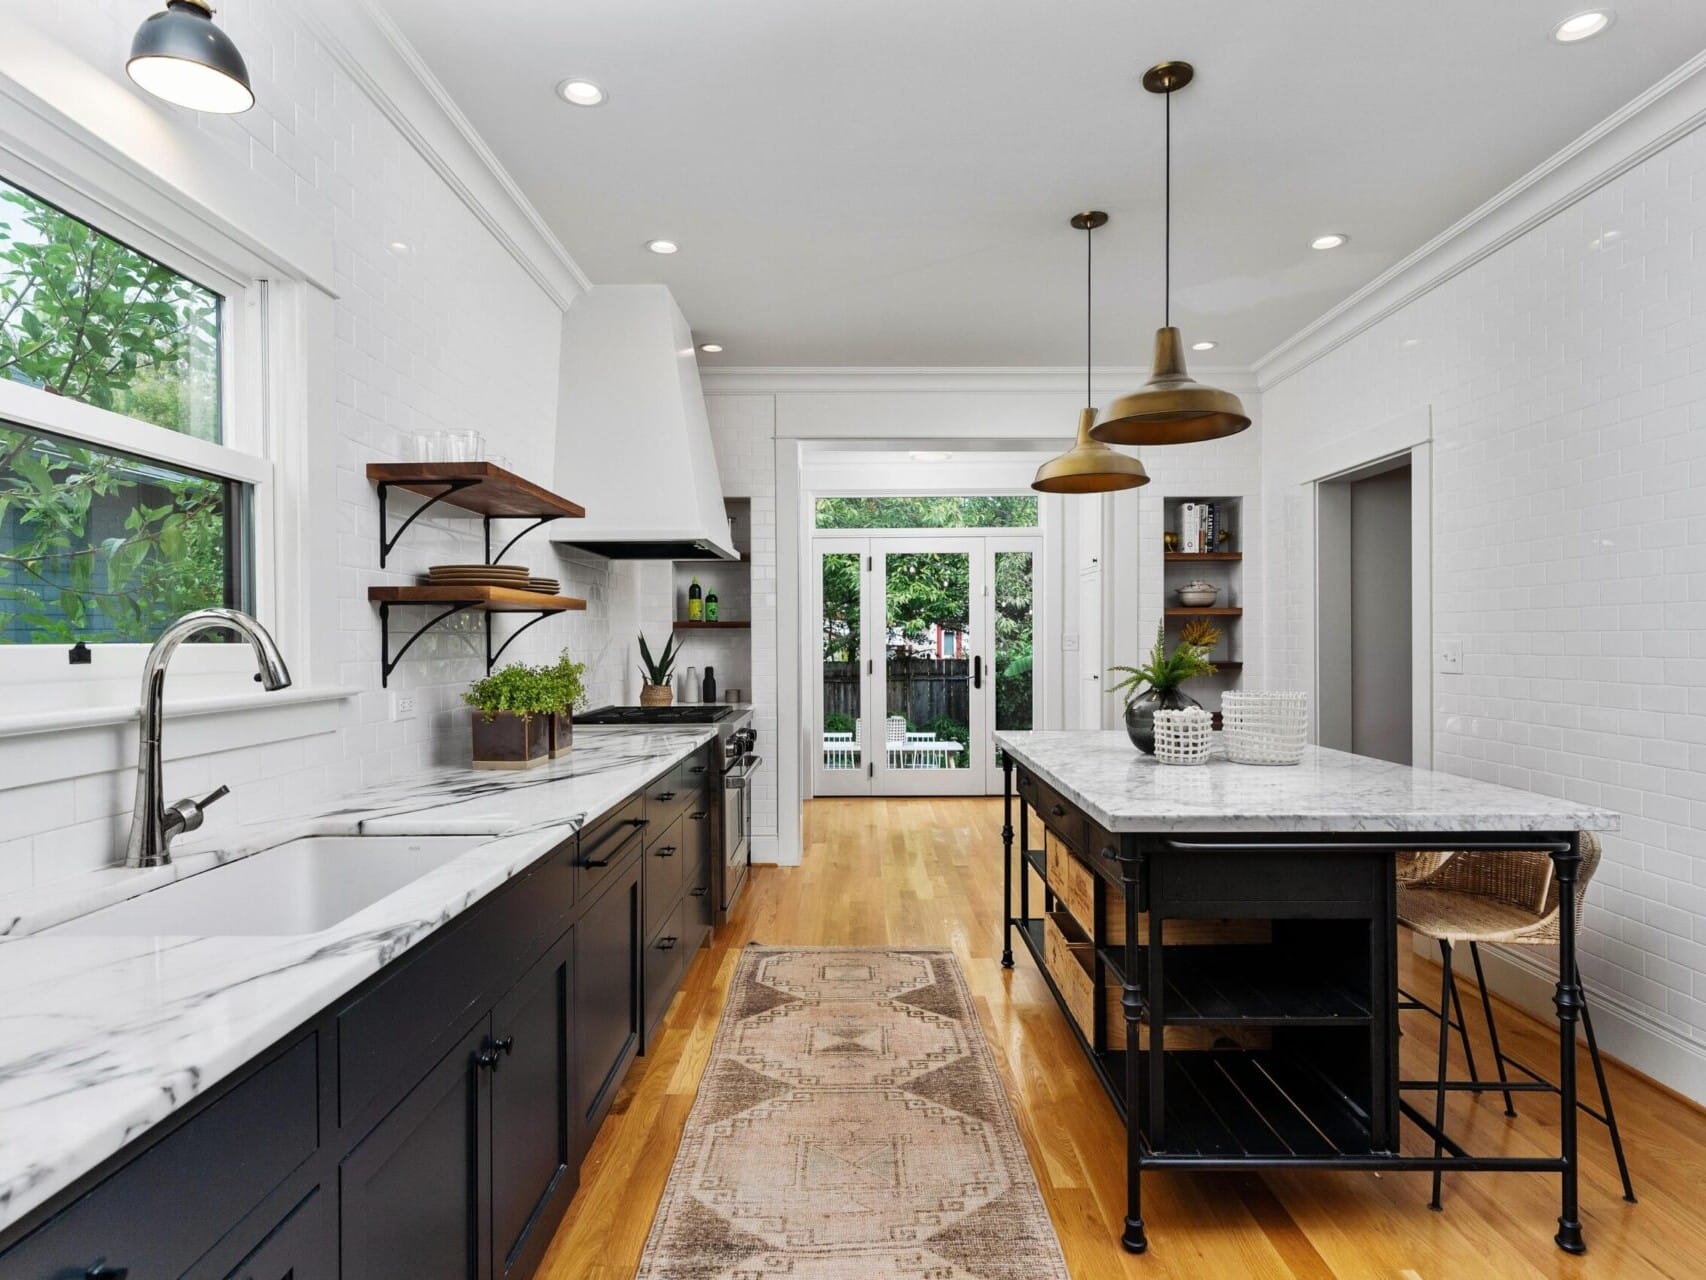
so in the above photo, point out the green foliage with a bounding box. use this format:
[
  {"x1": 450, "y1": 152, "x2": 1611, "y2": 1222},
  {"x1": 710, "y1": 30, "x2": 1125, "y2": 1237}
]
[
  {"x1": 0, "y1": 178, "x2": 226, "y2": 644},
  {"x1": 638, "y1": 632, "x2": 680, "y2": 686},
  {"x1": 541, "y1": 649, "x2": 588, "y2": 712},
  {"x1": 1107, "y1": 622, "x2": 1217, "y2": 707},
  {"x1": 884, "y1": 551, "x2": 969, "y2": 652},
  {"x1": 824, "y1": 711, "x2": 855, "y2": 735},
  {"x1": 821, "y1": 552, "x2": 860, "y2": 662},
  {"x1": 996, "y1": 641, "x2": 1033, "y2": 731},
  {"x1": 463, "y1": 663, "x2": 556, "y2": 719},
  {"x1": 926, "y1": 715, "x2": 970, "y2": 768},
  {"x1": 815, "y1": 496, "x2": 1037, "y2": 530}
]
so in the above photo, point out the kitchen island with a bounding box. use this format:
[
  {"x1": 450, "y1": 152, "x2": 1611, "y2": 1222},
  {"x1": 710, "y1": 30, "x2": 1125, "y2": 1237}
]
[{"x1": 993, "y1": 731, "x2": 1619, "y2": 1256}]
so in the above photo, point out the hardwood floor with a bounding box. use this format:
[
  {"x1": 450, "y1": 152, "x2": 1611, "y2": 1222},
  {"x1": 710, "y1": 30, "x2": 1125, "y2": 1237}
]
[{"x1": 539, "y1": 797, "x2": 1706, "y2": 1279}]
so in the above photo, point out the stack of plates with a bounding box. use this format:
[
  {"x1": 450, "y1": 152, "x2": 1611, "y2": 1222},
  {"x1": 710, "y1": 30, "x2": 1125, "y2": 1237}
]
[
  {"x1": 426, "y1": 564, "x2": 532, "y2": 591},
  {"x1": 527, "y1": 577, "x2": 560, "y2": 595}
]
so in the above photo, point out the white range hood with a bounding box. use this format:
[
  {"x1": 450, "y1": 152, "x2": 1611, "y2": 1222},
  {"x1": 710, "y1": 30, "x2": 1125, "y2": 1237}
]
[{"x1": 553, "y1": 285, "x2": 737, "y2": 560}]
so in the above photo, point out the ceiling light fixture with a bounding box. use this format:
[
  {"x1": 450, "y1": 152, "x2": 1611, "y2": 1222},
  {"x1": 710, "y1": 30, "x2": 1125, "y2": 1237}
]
[
  {"x1": 910, "y1": 451, "x2": 954, "y2": 462},
  {"x1": 1311, "y1": 233, "x2": 1349, "y2": 250},
  {"x1": 1191, "y1": 340, "x2": 1218, "y2": 351},
  {"x1": 556, "y1": 79, "x2": 606, "y2": 106},
  {"x1": 646, "y1": 239, "x2": 679, "y2": 255},
  {"x1": 699, "y1": 343, "x2": 723, "y2": 353},
  {"x1": 1092, "y1": 63, "x2": 1250, "y2": 448},
  {"x1": 1552, "y1": 10, "x2": 1613, "y2": 42},
  {"x1": 127, "y1": 1, "x2": 254, "y2": 114},
  {"x1": 1033, "y1": 211, "x2": 1150, "y2": 494}
]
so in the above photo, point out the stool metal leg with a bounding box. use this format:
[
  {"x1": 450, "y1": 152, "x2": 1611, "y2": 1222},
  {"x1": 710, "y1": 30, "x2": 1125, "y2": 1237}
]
[
  {"x1": 1439, "y1": 940, "x2": 1480, "y2": 1085},
  {"x1": 1430, "y1": 941, "x2": 1455, "y2": 1211},
  {"x1": 1578, "y1": 966, "x2": 1636, "y2": 1204},
  {"x1": 1469, "y1": 942, "x2": 1518, "y2": 1117}
]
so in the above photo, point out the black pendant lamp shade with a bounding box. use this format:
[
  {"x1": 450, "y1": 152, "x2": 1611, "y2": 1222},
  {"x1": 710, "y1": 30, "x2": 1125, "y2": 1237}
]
[
  {"x1": 1091, "y1": 61, "x2": 1249, "y2": 447},
  {"x1": 1032, "y1": 211, "x2": 1150, "y2": 494},
  {"x1": 128, "y1": 1, "x2": 255, "y2": 115}
]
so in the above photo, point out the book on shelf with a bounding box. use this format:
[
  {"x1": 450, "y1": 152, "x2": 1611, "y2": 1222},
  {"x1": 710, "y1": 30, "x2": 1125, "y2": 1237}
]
[{"x1": 1181, "y1": 502, "x2": 1200, "y2": 553}]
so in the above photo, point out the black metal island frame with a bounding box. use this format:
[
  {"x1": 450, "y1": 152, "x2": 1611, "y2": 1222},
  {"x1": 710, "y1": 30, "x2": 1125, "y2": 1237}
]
[{"x1": 993, "y1": 731, "x2": 1620, "y2": 1256}]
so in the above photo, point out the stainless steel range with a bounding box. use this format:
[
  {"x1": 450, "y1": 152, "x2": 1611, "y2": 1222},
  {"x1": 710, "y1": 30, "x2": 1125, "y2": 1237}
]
[{"x1": 576, "y1": 704, "x2": 759, "y2": 915}]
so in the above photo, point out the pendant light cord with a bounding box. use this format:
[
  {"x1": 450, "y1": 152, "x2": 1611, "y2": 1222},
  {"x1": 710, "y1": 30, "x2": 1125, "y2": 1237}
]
[
  {"x1": 1085, "y1": 218, "x2": 1093, "y2": 410},
  {"x1": 1164, "y1": 89, "x2": 1171, "y2": 329}
]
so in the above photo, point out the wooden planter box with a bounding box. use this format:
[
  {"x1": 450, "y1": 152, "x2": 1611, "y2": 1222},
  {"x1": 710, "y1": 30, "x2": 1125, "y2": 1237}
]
[
  {"x1": 470, "y1": 710, "x2": 549, "y2": 770},
  {"x1": 549, "y1": 710, "x2": 574, "y2": 759}
]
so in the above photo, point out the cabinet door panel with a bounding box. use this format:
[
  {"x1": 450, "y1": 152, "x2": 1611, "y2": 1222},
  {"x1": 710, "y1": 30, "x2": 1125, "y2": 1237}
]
[
  {"x1": 642, "y1": 899, "x2": 687, "y2": 1046},
  {"x1": 340, "y1": 1021, "x2": 490, "y2": 1280},
  {"x1": 642, "y1": 812, "x2": 685, "y2": 940},
  {"x1": 220, "y1": 1188, "x2": 334, "y2": 1280},
  {"x1": 490, "y1": 928, "x2": 575, "y2": 1279},
  {"x1": 684, "y1": 803, "x2": 714, "y2": 952},
  {"x1": 572, "y1": 861, "x2": 640, "y2": 1156}
]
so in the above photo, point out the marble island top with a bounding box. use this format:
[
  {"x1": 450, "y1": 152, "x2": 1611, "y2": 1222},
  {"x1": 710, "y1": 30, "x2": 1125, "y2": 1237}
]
[
  {"x1": 994, "y1": 732, "x2": 1620, "y2": 836},
  {"x1": 0, "y1": 724, "x2": 715, "y2": 1235}
]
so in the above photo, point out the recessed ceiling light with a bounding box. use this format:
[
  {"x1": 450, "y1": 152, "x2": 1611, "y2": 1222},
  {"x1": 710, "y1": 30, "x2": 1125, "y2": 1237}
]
[
  {"x1": 1400, "y1": 337, "x2": 1421, "y2": 349},
  {"x1": 1552, "y1": 10, "x2": 1613, "y2": 42},
  {"x1": 646, "y1": 239, "x2": 679, "y2": 255},
  {"x1": 1311, "y1": 233, "x2": 1349, "y2": 251},
  {"x1": 909, "y1": 451, "x2": 954, "y2": 462},
  {"x1": 556, "y1": 79, "x2": 606, "y2": 106},
  {"x1": 1191, "y1": 340, "x2": 1217, "y2": 351},
  {"x1": 387, "y1": 240, "x2": 410, "y2": 255},
  {"x1": 698, "y1": 343, "x2": 723, "y2": 353}
]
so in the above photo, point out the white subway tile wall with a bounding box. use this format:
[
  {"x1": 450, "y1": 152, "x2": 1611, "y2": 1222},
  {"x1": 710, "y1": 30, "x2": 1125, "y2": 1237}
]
[
  {"x1": 1261, "y1": 122, "x2": 1706, "y2": 1048},
  {"x1": 0, "y1": 1, "x2": 628, "y2": 889}
]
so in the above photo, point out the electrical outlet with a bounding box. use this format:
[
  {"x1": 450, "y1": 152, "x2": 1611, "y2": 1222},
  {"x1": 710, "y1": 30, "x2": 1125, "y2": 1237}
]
[
  {"x1": 1062, "y1": 634, "x2": 1080, "y2": 652},
  {"x1": 1436, "y1": 641, "x2": 1463, "y2": 675},
  {"x1": 391, "y1": 691, "x2": 418, "y2": 720}
]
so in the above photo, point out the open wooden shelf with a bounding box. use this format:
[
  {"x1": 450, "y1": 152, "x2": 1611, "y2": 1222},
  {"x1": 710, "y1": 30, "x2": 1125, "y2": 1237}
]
[
  {"x1": 368, "y1": 585, "x2": 587, "y2": 612},
  {"x1": 1166, "y1": 551, "x2": 1242, "y2": 562},
  {"x1": 367, "y1": 462, "x2": 586, "y2": 519},
  {"x1": 673, "y1": 620, "x2": 751, "y2": 630},
  {"x1": 1166, "y1": 607, "x2": 1243, "y2": 618}
]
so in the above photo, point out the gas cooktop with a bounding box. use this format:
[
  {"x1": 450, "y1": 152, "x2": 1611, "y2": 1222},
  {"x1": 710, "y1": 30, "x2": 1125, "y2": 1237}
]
[{"x1": 577, "y1": 704, "x2": 739, "y2": 725}]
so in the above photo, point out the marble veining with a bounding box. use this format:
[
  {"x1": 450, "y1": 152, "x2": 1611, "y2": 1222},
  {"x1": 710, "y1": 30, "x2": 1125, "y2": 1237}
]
[
  {"x1": 995, "y1": 732, "x2": 1619, "y2": 835},
  {"x1": 0, "y1": 726, "x2": 714, "y2": 1234}
]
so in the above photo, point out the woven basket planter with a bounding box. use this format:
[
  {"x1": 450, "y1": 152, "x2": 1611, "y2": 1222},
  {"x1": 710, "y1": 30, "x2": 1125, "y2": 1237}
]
[
  {"x1": 1223, "y1": 691, "x2": 1308, "y2": 765},
  {"x1": 1153, "y1": 707, "x2": 1214, "y2": 765}
]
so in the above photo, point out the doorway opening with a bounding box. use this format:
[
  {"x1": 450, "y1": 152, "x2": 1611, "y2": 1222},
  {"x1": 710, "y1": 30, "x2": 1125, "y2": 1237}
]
[
  {"x1": 810, "y1": 496, "x2": 1040, "y2": 797},
  {"x1": 1316, "y1": 455, "x2": 1415, "y2": 765}
]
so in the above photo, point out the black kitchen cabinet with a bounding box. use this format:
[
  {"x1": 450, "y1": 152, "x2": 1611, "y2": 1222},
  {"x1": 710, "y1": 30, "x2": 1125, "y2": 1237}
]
[
  {"x1": 572, "y1": 848, "x2": 642, "y2": 1155},
  {"x1": 339, "y1": 1019, "x2": 492, "y2": 1280},
  {"x1": 491, "y1": 928, "x2": 577, "y2": 1280},
  {"x1": 0, "y1": 746, "x2": 719, "y2": 1280}
]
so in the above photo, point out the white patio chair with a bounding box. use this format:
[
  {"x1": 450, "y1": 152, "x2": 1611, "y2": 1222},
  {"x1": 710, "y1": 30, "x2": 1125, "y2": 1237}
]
[{"x1": 886, "y1": 716, "x2": 909, "y2": 768}]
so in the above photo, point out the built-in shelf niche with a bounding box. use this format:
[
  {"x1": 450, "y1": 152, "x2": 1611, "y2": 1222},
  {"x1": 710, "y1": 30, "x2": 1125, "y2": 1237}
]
[
  {"x1": 669, "y1": 498, "x2": 753, "y2": 699},
  {"x1": 1162, "y1": 495, "x2": 1244, "y2": 681}
]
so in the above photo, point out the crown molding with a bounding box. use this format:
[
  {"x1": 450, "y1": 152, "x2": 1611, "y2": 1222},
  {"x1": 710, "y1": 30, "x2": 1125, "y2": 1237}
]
[
  {"x1": 302, "y1": 0, "x2": 590, "y2": 310},
  {"x1": 1255, "y1": 48, "x2": 1706, "y2": 389},
  {"x1": 700, "y1": 365, "x2": 1260, "y2": 397}
]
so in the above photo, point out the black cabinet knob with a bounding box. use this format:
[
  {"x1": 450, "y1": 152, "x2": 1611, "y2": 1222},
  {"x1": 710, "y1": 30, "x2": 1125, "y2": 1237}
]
[
  {"x1": 474, "y1": 1040, "x2": 504, "y2": 1069},
  {"x1": 689, "y1": 765, "x2": 707, "y2": 774},
  {"x1": 657, "y1": 936, "x2": 678, "y2": 951},
  {"x1": 1051, "y1": 804, "x2": 1065, "y2": 817},
  {"x1": 495, "y1": 1035, "x2": 514, "y2": 1055},
  {"x1": 655, "y1": 846, "x2": 676, "y2": 858}
]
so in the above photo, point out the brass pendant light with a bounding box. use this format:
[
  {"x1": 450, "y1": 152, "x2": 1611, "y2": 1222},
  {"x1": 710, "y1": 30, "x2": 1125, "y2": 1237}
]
[
  {"x1": 1032, "y1": 211, "x2": 1150, "y2": 494},
  {"x1": 1091, "y1": 61, "x2": 1250, "y2": 446}
]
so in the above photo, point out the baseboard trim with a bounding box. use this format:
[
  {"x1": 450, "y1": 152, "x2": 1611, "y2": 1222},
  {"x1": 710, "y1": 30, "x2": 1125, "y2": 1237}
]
[
  {"x1": 750, "y1": 834, "x2": 797, "y2": 867},
  {"x1": 1412, "y1": 934, "x2": 1706, "y2": 1107}
]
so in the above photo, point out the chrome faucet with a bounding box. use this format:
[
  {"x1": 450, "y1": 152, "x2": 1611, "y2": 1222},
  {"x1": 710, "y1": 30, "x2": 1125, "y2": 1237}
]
[{"x1": 124, "y1": 608, "x2": 292, "y2": 869}]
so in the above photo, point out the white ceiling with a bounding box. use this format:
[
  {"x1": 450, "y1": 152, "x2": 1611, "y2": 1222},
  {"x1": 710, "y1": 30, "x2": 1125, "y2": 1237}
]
[{"x1": 386, "y1": 1, "x2": 1706, "y2": 369}]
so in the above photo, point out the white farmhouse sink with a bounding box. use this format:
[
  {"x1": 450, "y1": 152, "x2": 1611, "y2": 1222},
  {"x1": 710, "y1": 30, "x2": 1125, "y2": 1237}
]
[{"x1": 50, "y1": 834, "x2": 489, "y2": 937}]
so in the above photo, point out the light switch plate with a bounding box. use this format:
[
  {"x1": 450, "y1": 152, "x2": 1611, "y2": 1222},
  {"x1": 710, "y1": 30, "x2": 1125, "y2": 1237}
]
[
  {"x1": 391, "y1": 691, "x2": 418, "y2": 720},
  {"x1": 1436, "y1": 641, "x2": 1463, "y2": 675},
  {"x1": 1063, "y1": 634, "x2": 1080, "y2": 652}
]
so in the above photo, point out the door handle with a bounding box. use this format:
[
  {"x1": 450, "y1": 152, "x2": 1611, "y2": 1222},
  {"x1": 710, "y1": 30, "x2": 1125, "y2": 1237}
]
[{"x1": 973, "y1": 655, "x2": 983, "y2": 689}]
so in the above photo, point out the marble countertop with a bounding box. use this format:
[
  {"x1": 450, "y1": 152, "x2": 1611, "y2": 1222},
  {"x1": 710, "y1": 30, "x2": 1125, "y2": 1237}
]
[
  {"x1": 994, "y1": 732, "x2": 1620, "y2": 835},
  {"x1": 0, "y1": 725, "x2": 714, "y2": 1235}
]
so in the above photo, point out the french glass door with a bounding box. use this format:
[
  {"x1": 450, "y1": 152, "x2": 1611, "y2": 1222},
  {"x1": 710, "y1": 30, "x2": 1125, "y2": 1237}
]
[{"x1": 813, "y1": 534, "x2": 1039, "y2": 797}]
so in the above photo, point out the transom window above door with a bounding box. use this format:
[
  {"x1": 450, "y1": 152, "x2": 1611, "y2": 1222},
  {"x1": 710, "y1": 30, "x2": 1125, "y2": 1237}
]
[{"x1": 815, "y1": 495, "x2": 1038, "y2": 529}]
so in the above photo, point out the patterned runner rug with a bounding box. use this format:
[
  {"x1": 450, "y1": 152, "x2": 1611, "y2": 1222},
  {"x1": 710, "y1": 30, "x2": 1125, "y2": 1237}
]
[{"x1": 637, "y1": 946, "x2": 1070, "y2": 1279}]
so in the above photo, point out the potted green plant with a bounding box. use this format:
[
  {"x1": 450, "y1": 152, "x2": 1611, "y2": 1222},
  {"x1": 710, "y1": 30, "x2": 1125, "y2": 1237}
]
[
  {"x1": 1108, "y1": 622, "x2": 1218, "y2": 755},
  {"x1": 637, "y1": 633, "x2": 680, "y2": 707},
  {"x1": 542, "y1": 649, "x2": 588, "y2": 758},
  {"x1": 463, "y1": 663, "x2": 554, "y2": 769}
]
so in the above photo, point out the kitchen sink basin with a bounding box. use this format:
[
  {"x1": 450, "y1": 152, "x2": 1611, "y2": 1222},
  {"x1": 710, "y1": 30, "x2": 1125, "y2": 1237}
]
[{"x1": 50, "y1": 834, "x2": 490, "y2": 937}]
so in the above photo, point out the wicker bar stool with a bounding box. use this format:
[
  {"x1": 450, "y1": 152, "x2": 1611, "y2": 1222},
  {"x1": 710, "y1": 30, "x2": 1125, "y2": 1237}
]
[{"x1": 1397, "y1": 832, "x2": 1635, "y2": 1210}]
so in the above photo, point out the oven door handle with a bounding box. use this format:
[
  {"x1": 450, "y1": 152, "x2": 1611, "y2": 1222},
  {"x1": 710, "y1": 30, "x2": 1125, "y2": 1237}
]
[{"x1": 723, "y1": 754, "x2": 762, "y2": 783}]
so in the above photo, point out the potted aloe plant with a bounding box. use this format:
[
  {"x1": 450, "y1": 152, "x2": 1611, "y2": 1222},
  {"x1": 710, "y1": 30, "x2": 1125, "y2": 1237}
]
[
  {"x1": 1108, "y1": 622, "x2": 1218, "y2": 755},
  {"x1": 463, "y1": 663, "x2": 554, "y2": 769},
  {"x1": 638, "y1": 633, "x2": 680, "y2": 707},
  {"x1": 543, "y1": 649, "x2": 588, "y2": 758}
]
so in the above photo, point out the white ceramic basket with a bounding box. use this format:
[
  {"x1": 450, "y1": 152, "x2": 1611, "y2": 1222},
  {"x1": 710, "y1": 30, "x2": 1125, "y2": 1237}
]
[
  {"x1": 1153, "y1": 707, "x2": 1214, "y2": 766},
  {"x1": 1223, "y1": 691, "x2": 1308, "y2": 765}
]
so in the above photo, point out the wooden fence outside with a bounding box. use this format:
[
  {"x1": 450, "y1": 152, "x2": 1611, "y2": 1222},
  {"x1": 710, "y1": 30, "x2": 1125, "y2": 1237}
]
[{"x1": 823, "y1": 657, "x2": 969, "y2": 728}]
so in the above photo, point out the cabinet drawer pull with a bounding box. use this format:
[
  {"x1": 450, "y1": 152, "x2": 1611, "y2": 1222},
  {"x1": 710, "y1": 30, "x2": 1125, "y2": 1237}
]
[
  {"x1": 475, "y1": 1038, "x2": 506, "y2": 1069},
  {"x1": 689, "y1": 886, "x2": 708, "y2": 897},
  {"x1": 630, "y1": 817, "x2": 651, "y2": 828},
  {"x1": 495, "y1": 1035, "x2": 514, "y2": 1055},
  {"x1": 655, "y1": 846, "x2": 676, "y2": 858},
  {"x1": 656, "y1": 790, "x2": 676, "y2": 801},
  {"x1": 1051, "y1": 804, "x2": 1066, "y2": 818},
  {"x1": 689, "y1": 765, "x2": 707, "y2": 774},
  {"x1": 656, "y1": 936, "x2": 678, "y2": 951},
  {"x1": 580, "y1": 855, "x2": 611, "y2": 868},
  {"x1": 86, "y1": 1267, "x2": 128, "y2": 1280},
  {"x1": 689, "y1": 810, "x2": 708, "y2": 821}
]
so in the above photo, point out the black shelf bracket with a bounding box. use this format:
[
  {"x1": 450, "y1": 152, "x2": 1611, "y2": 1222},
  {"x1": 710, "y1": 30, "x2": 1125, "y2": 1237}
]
[
  {"x1": 484, "y1": 515, "x2": 563, "y2": 566},
  {"x1": 378, "y1": 600, "x2": 478, "y2": 687},
  {"x1": 378, "y1": 479, "x2": 479, "y2": 568},
  {"x1": 486, "y1": 610, "x2": 556, "y2": 670}
]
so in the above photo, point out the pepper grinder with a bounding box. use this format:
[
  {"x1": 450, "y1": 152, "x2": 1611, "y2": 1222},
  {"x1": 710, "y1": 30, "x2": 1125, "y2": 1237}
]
[{"x1": 703, "y1": 666, "x2": 718, "y2": 703}]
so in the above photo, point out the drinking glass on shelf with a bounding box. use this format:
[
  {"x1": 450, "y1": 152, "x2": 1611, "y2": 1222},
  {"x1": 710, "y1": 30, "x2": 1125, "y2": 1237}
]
[
  {"x1": 409, "y1": 430, "x2": 445, "y2": 462},
  {"x1": 445, "y1": 429, "x2": 485, "y2": 462}
]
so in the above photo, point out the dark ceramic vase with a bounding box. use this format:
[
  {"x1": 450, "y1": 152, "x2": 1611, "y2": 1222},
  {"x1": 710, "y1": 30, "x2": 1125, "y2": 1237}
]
[
  {"x1": 470, "y1": 709, "x2": 548, "y2": 770},
  {"x1": 1123, "y1": 687, "x2": 1201, "y2": 755}
]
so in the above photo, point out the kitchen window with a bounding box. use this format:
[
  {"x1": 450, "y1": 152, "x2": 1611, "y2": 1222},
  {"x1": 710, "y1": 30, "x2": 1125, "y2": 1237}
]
[{"x1": 0, "y1": 172, "x2": 259, "y2": 653}]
